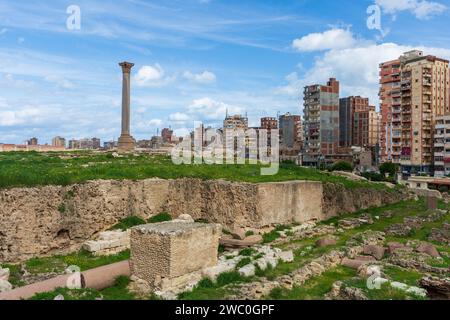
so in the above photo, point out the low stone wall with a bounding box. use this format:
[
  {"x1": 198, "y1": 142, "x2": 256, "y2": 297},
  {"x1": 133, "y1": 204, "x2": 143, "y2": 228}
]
[{"x1": 0, "y1": 178, "x2": 409, "y2": 263}]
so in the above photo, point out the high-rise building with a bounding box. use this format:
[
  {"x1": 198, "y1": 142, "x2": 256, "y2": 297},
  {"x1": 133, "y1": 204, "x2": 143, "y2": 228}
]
[
  {"x1": 339, "y1": 96, "x2": 370, "y2": 148},
  {"x1": 379, "y1": 50, "x2": 450, "y2": 174},
  {"x1": 223, "y1": 114, "x2": 248, "y2": 131},
  {"x1": 260, "y1": 117, "x2": 278, "y2": 130},
  {"x1": 27, "y1": 137, "x2": 38, "y2": 146},
  {"x1": 279, "y1": 113, "x2": 302, "y2": 148},
  {"x1": 368, "y1": 106, "x2": 381, "y2": 148},
  {"x1": 303, "y1": 78, "x2": 340, "y2": 165},
  {"x1": 379, "y1": 59, "x2": 401, "y2": 163},
  {"x1": 52, "y1": 136, "x2": 66, "y2": 148},
  {"x1": 161, "y1": 128, "x2": 173, "y2": 143},
  {"x1": 433, "y1": 115, "x2": 450, "y2": 177},
  {"x1": 398, "y1": 50, "x2": 449, "y2": 174}
]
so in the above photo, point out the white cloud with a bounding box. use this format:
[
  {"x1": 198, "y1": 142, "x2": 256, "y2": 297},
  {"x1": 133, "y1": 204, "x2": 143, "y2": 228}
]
[
  {"x1": 149, "y1": 118, "x2": 163, "y2": 127},
  {"x1": 376, "y1": 0, "x2": 447, "y2": 19},
  {"x1": 0, "y1": 105, "x2": 42, "y2": 126},
  {"x1": 183, "y1": 70, "x2": 216, "y2": 83},
  {"x1": 169, "y1": 112, "x2": 191, "y2": 122},
  {"x1": 44, "y1": 75, "x2": 74, "y2": 89},
  {"x1": 135, "y1": 64, "x2": 174, "y2": 87},
  {"x1": 187, "y1": 97, "x2": 243, "y2": 121},
  {"x1": 282, "y1": 39, "x2": 450, "y2": 108},
  {"x1": 0, "y1": 28, "x2": 7, "y2": 35},
  {"x1": 292, "y1": 28, "x2": 357, "y2": 52}
]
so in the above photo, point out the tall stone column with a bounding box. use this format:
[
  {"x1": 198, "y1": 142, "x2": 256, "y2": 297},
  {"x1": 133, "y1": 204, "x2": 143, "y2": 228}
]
[{"x1": 118, "y1": 61, "x2": 136, "y2": 153}]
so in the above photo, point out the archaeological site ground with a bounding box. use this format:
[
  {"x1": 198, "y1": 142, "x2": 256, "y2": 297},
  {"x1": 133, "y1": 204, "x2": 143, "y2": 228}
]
[{"x1": 0, "y1": 152, "x2": 448, "y2": 303}]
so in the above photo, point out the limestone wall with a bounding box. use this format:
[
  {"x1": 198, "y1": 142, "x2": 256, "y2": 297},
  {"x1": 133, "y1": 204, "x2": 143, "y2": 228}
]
[{"x1": 0, "y1": 178, "x2": 408, "y2": 263}]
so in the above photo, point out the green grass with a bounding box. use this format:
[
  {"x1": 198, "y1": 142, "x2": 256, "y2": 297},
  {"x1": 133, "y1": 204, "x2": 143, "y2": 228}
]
[
  {"x1": 343, "y1": 278, "x2": 426, "y2": 300},
  {"x1": 24, "y1": 249, "x2": 130, "y2": 275},
  {"x1": 147, "y1": 212, "x2": 172, "y2": 223},
  {"x1": 0, "y1": 152, "x2": 393, "y2": 190},
  {"x1": 239, "y1": 248, "x2": 256, "y2": 257},
  {"x1": 1, "y1": 263, "x2": 25, "y2": 287},
  {"x1": 267, "y1": 266, "x2": 357, "y2": 300},
  {"x1": 235, "y1": 257, "x2": 252, "y2": 269},
  {"x1": 179, "y1": 271, "x2": 250, "y2": 300},
  {"x1": 30, "y1": 276, "x2": 136, "y2": 300},
  {"x1": 382, "y1": 265, "x2": 423, "y2": 287},
  {"x1": 109, "y1": 216, "x2": 146, "y2": 230}
]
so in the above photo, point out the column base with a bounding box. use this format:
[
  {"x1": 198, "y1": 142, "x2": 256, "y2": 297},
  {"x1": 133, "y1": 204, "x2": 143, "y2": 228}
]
[{"x1": 118, "y1": 134, "x2": 136, "y2": 153}]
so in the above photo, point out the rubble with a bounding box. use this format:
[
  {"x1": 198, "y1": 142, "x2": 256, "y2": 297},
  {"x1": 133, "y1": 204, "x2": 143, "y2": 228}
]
[{"x1": 419, "y1": 276, "x2": 450, "y2": 299}]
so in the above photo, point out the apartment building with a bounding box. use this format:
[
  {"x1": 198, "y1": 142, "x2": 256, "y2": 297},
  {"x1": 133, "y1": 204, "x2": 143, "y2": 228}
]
[
  {"x1": 369, "y1": 106, "x2": 381, "y2": 148},
  {"x1": 302, "y1": 78, "x2": 340, "y2": 165},
  {"x1": 52, "y1": 136, "x2": 66, "y2": 148},
  {"x1": 399, "y1": 50, "x2": 449, "y2": 174},
  {"x1": 260, "y1": 117, "x2": 278, "y2": 130},
  {"x1": 433, "y1": 115, "x2": 450, "y2": 177},
  {"x1": 339, "y1": 96, "x2": 371, "y2": 148},
  {"x1": 379, "y1": 59, "x2": 401, "y2": 163},
  {"x1": 279, "y1": 113, "x2": 302, "y2": 159}
]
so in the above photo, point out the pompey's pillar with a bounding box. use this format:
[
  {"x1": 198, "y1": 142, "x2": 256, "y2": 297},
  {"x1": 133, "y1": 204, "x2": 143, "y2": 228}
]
[{"x1": 118, "y1": 61, "x2": 136, "y2": 153}]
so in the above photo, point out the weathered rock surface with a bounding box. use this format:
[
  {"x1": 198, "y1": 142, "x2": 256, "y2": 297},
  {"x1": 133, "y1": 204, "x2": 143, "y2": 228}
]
[
  {"x1": 315, "y1": 237, "x2": 337, "y2": 247},
  {"x1": 416, "y1": 243, "x2": 440, "y2": 258},
  {"x1": 0, "y1": 268, "x2": 9, "y2": 281},
  {"x1": 363, "y1": 245, "x2": 385, "y2": 260},
  {"x1": 419, "y1": 276, "x2": 450, "y2": 300},
  {"x1": 0, "y1": 280, "x2": 12, "y2": 293},
  {"x1": 0, "y1": 178, "x2": 406, "y2": 262},
  {"x1": 220, "y1": 235, "x2": 263, "y2": 249}
]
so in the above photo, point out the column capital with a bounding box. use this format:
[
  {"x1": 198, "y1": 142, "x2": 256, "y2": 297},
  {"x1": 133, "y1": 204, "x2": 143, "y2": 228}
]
[{"x1": 119, "y1": 61, "x2": 135, "y2": 74}]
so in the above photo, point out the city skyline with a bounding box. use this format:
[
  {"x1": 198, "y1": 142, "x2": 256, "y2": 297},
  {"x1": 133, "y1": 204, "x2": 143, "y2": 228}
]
[{"x1": 1, "y1": 0, "x2": 450, "y2": 144}]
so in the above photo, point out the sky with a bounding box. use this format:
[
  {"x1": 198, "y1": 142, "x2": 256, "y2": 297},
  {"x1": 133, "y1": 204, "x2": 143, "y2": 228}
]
[{"x1": 1, "y1": 0, "x2": 450, "y2": 144}]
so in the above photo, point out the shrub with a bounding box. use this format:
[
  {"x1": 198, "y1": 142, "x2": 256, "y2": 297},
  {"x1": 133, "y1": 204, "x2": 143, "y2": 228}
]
[
  {"x1": 109, "y1": 216, "x2": 146, "y2": 230},
  {"x1": 330, "y1": 161, "x2": 353, "y2": 172},
  {"x1": 380, "y1": 162, "x2": 398, "y2": 177},
  {"x1": 216, "y1": 271, "x2": 245, "y2": 287},
  {"x1": 262, "y1": 230, "x2": 280, "y2": 244},
  {"x1": 239, "y1": 248, "x2": 256, "y2": 257},
  {"x1": 197, "y1": 278, "x2": 215, "y2": 289},
  {"x1": 245, "y1": 230, "x2": 255, "y2": 237},
  {"x1": 235, "y1": 257, "x2": 252, "y2": 269},
  {"x1": 148, "y1": 212, "x2": 172, "y2": 223}
]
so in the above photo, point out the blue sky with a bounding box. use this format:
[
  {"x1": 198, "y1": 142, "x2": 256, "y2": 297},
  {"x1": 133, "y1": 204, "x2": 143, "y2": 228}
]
[{"x1": 1, "y1": 0, "x2": 450, "y2": 144}]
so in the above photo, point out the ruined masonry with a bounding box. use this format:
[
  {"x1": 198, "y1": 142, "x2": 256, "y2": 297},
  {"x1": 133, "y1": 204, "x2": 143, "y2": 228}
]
[{"x1": 130, "y1": 221, "x2": 221, "y2": 293}]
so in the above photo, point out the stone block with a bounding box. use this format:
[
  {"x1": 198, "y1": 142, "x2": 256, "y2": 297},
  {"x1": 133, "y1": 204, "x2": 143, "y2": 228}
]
[
  {"x1": 0, "y1": 280, "x2": 12, "y2": 293},
  {"x1": 315, "y1": 237, "x2": 336, "y2": 247},
  {"x1": 363, "y1": 245, "x2": 385, "y2": 260},
  {"x1": 0, "y1": 268, "x2": 9, "y2": 281},
  {"x1": 277, "y1": 251, "x2": 294, "y2": 263},
  {"x1": 416, "y1": 243, "x2": 440, "y2": 258},
  {"x1": 238, "y1": 264, "x2": 255, "y2": 277},
  {"x1": 130, "y1": 221, "x2": 221, "y2": 291}
]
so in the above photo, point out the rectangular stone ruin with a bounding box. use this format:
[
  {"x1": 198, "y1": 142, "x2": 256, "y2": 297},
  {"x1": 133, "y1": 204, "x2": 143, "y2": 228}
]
[
  {"x1": 83, "y1": 230, "x2": 130, "y2": 256},
  {"x1": 130, "y1": 221, "x2": 221, "y2": 292}
]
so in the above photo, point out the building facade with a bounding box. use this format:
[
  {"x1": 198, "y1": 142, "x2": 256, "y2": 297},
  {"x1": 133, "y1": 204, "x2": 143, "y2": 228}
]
[
  {"x1": 303, "y1": 78, "x2": 340, "y2": 165},
  {"x1": 51, "y1": 136, "x2": 66, "y2": 148},
  {"x1": 279, "y1": 113, "x2": 302, "y2": 159},
  {"x1": 260, "y1": 117, "x2": 278, "y2": 130},
  {"x1": 379, "y1": 59, "x2": 401, "y2": 163},
  {"x1": 433, "y1": 115, "x2": 450, "y2": 177},
  {"x1": 399, "y1": 51, "x2": 449, "y2": 174},
  {"x1": 339, "y1": 96, "x2": 371, "y2": 148}
]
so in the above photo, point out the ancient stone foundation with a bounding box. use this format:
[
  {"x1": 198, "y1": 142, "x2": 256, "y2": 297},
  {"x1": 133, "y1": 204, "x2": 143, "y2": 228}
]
[
  {"x1": 0, "y1": 178, "x2": 408, "y2": 262},
  {"x1": 130, "y1": 222, "x2": 220, "y2": 292}
]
